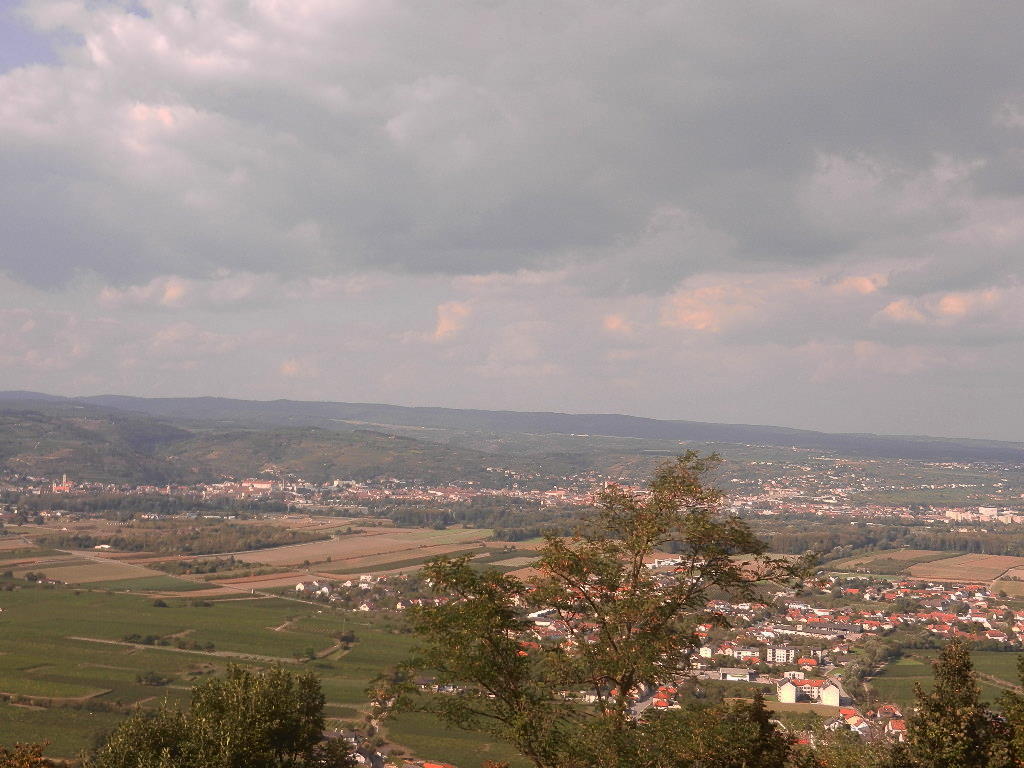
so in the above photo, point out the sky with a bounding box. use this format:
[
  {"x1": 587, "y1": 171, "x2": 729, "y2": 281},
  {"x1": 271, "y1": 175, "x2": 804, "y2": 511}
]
[{"x1": 1, "y1": 1, "x2": 1023, "y2": 441}]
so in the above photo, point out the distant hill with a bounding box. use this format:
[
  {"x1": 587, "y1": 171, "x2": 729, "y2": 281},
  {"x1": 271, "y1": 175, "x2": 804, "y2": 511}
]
[
  {"x1": 0, "y1": 402, "x2": 191, "y2": 483},
  {"x1": 0, "y1": 399, "x2": 539, "y2": 485},
  {"x1": 1, "y1": 391, "x2": 1021, "y2": 464},
  {"x1": 164, "y1": 427, "x2": 526, "y2": 484}
]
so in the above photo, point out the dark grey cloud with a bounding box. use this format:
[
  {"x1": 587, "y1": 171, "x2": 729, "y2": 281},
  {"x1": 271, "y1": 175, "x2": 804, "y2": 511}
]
[{"x1": 1, "y1": 0, "x2": 1022, "y2": 287}]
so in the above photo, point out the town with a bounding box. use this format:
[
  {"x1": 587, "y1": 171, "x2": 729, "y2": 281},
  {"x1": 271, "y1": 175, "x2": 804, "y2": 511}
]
[{"x1": 4, "y1": 457, "x2": 1024, "y2": 765}]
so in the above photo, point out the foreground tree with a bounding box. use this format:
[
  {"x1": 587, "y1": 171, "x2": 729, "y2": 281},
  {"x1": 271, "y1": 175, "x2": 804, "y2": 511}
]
[
  {"x1": 905, "y1": 639, "x2": 1012, "y2": 768},
  {"x1": 0, "y1": 743, "x2": 50, "y2": 768},
  {"x1": 788, "y1": 727, "x2": 910, "y2": 768},
  {"x1": 1000, "y1": 654, "x2": 1024, "y2": 761},
  {"x1": 386, "y1": 452, "x2": 805, "y2": 768},
  {"x1": 85, "y1": 665, "x2": 353, "y2": 768}
]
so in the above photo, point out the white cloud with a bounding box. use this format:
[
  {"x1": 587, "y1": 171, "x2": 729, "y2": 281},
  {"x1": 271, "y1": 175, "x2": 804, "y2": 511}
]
[{"x1": 431, "y1": 300, "x2": 472, "y2": 342}]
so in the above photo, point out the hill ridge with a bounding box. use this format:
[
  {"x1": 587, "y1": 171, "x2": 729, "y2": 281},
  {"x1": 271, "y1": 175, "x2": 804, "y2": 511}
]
[{"x1": 1, "y1": 391, "x2": 1021, "y2": 463}]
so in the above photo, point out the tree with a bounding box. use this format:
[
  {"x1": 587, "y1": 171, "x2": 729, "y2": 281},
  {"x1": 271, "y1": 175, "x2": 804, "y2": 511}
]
[
  {"x1": 998, "y1": 655, "x2": 1024, "y2": 761},
  {"x1": 387, "y1": 453, "x2": 805, "y2": 768},
  {"x1": 788, "y1": 727, "x2": 910, "y2": 768},
  {"x1": 905, "y1": 639, "x2": 1012, "y2": 768},
  {"x1": 0, "y1": 742, "x2": 50, "y2": 768},
  {"x1": 85, "y1": 665, "x2": 354, "y2": 768},
  {"x1": 633, "y1": 691, "x2": 789, "y2": 768}
]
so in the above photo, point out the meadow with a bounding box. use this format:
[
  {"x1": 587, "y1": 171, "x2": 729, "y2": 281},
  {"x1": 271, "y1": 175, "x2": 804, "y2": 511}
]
[
  {"x1": 386, "y1": 710, "x2": 532, "y2": 768},
  {"x1": 869, "y1": 650, "x2": 1022, "y2": 707},
  {"x1": 0, "y1": 582, "x2": 511, "y2": 765}
]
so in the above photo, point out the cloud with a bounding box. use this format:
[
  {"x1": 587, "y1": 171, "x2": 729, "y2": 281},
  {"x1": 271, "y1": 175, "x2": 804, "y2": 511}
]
[
  {"x1": 0, "y1": 308, "x2": 92, "y2": 371},
  {"x1": 830, "y1": 274, "x2": 888, "y2": 295},
  {"x1": 602, "y1": 313, "x2": 634, "y2": 335},
  {"x1": 279, "y1": 358, "x2": 318, "y2": 379},
  {"x1": 3, "y1": 3, "x2": 1024, "y2": 439},
  {"x1": 3, "y1": 1, "x2": 1024, "y2": 288},
  {"x1": 875, "y1": 285, "x2": 1024, "y2": 338},
  {"x1": 431, "y1": 300, "x2": 472, "y2": 342}
]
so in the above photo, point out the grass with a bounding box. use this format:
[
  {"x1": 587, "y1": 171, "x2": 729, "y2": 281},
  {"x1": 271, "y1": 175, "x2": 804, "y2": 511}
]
[
  {"x1": 0, "y1": 585, "x2": 512, "y2": 764},
  {"x1": 766, "y1": 701, "x2": 840, "y2": 715},
  {"x1": 971, "y1": 651, "x2": 1023, "y2": 684},
  {"x1": 386, "y1": 710, "x2": 532, "y2": 768},
  {"x1": 77, "y1": 576, "x2": 212, "y2": 592},
  {"x1": 0, "y1": 582, "x2": 554, "y2": 765},
  {"x1": 0, "y1": 703, "x2": 126, "y2": 758},
  {"x1": 321, "y1": 549, "x2": 483, "y2": 575},
  {"x1": 869, "y1": 651, "x2": 1023, "y2": 707},
  {"x1": 0, "y1": 673, "x2": 106, "y2": 699},
  {"x1": 868, "y1": 656, "x2": 934, "y2": 706},
  {"x1": 0, "y1": 547, "x2": 65, "y2": 562}
]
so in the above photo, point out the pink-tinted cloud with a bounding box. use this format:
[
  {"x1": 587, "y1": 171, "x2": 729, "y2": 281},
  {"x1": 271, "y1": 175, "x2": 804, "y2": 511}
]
[
  {"x1": 432, "y1": 300, "x2": 472, "y2": 342},
  {"x1": 877, "y1": 285, "x2": 1017, "y2": 327},
  {"x1": 602, "y1": 313, "x2": 634, "y2": 335}
]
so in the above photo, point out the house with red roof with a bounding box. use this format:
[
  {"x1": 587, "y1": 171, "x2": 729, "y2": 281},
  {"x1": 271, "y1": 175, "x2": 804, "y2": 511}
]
[{"x1": 885, "y1": 719, "x2": 908, "y2": 741}]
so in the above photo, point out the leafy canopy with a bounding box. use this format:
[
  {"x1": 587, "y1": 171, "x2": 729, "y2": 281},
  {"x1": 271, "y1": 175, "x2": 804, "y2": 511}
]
[
  {"x1": 85, "y1": 665, "x2": 353, "y2": 768},
  {"x1": 386, "y1": 452, "x2": 805, "y2": 768}
]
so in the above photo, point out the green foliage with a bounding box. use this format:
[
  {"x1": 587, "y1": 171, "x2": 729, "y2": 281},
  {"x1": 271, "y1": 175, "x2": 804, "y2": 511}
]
[
  {"x1": 789, "y1": 728, "x2": 910, "y2": 768},
  {"x1": 635, "y1": 692, "x2": 789, "y2": 768},
  {"x1": 84, "y1": 665, "x2": 353, "y2": 768},
  {"x1": 998, "y1": 655, "x2": 1024, "y2": 761},
  {"x1": 761, "y1": 516, "x2": 1024, "y2": 561},
  {"x1": 390, "y1": 453, "x2": 804, "y2": 768},
  {"x1": 906, "y1": 639, "x2": 1012, "y2": 768},
  {"x1": 36, "y1": 521, "x2": 324, "y2": 557},
  {"x1": 0, "y1": 742, "x2": 50, "y2": 768},
  {"x1": 135, "y1": 671, "x2": 171, "y2": 687}
]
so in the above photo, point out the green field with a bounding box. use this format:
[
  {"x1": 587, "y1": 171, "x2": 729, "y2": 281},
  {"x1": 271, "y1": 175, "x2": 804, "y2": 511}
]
[
  {"x1": 970, "y1": 651, "x2": 1024, "y2": 694},
  {"x1": 77, "y1": 575, "x2": 213, "y2": 591},
  {"x1": 0, "y1": 705, "x2": 128, "y2": 758},
  {"x1": 0, "y1": 584, "x2": 524, "y2": 765},
  {"x1": 321, "y1": 549, "x2": 483, "y2": 575},
  {"x1": 386, "y1": 710, "x2": 532, "y2": 768},
  {"x1": 870, "y1": 651, "x2": 1022, "y2": 707}
]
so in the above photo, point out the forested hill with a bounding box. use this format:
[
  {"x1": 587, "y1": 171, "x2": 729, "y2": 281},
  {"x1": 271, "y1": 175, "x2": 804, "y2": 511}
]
[
  {"x1": 0, "y1": 399, "x2": 543, "y2": 485},
  {"x1": 5, "y1": 391, "x2": 1021, "y2": 463}
]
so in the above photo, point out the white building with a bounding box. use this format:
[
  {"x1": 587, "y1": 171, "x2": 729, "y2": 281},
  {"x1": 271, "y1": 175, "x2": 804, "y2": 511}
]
[{"x1": 776, "y1": 677, "x2": 841, "y2": 706}]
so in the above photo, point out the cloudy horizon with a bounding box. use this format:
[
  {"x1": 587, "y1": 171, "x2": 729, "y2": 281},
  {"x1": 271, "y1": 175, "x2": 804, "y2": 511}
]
[{"x1": 2, "y1": 2, "x2": 1023, "y2": 441}]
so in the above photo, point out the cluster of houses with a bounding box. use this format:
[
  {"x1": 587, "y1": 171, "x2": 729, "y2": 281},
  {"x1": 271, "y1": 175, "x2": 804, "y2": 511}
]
[
  {"x1": 822, "y1": 703, "x2": 907, "y2": 741},
  {"x1": 294, "y1": 575, "x2": 447, "y2": 612},
  {"x1": 809, "y1": 576, "x2": 1023, "y2": 642},
  {"x1": 299, "y1": 559, "x2": 1020, "y2": 761},
  {"x1": 685, "y1": 576, "x2": 1024, "y2": 660}
]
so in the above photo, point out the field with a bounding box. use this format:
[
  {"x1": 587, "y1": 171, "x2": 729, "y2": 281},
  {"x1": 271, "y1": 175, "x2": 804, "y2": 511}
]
[
  {"x1": 233, "y1": 527, "x2": 492, "y2": 568},
  {"x1": 387, "y1": 710, "x2": 531, "y2": 768},
  {"x1": 993, "y1": 566, "x2": 1024, "y2": 596},
  {"x1": 830, "y1": 550, "x2": 957, "y2": 575},
  {"x1": 869, "y1": 651, "x2": 1022, "y2": 707},
  {"x1": 833, "y1": 549, "x2": 946, "y2": 567},
  {"x1": 906, "y1": 554, "x2": 1024, "y2": 582},
  {"x1": 77, "y1": 575, "x2": 214, "y2": 591},
  {"x1": 1, "y1": 525, "x2": 500, "y2": 599},
  {"x1": 0, "y1": 584, "x2": 521, "y2": 764},
  {"x1": 484, "y1": 556, "x2": 538, "y2": 568},
  {"x1": 11, "y1": 557, "x2": 169, "y2": 584},
  {"x1": 765, "y1": 701, "x2": 839, "y2": 715}
]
